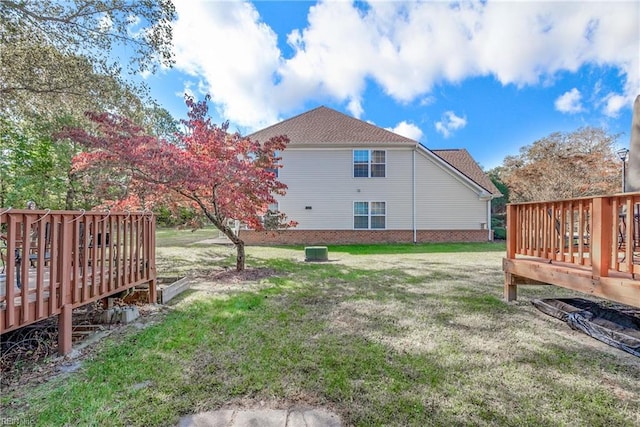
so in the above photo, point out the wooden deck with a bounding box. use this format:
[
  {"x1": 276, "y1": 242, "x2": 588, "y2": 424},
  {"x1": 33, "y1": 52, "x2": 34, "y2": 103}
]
[
  {"x1": 0, "y1": 209, "x2": 156, "y2": 354},
  {"x1": 503, "y1": 193, "x2": 640, "y2": 308}
]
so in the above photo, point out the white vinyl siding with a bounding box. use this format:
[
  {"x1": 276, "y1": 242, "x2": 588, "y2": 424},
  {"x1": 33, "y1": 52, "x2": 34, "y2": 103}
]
[
  {"x1": 414, "y1": 150, "x2": 487, "y2": 229},
  {"x1": 276, "y1": 146, "x2": 488, "y2": 232},
  {"x1": 277, "y1": 148, "x2": 412, "y2": 230}
]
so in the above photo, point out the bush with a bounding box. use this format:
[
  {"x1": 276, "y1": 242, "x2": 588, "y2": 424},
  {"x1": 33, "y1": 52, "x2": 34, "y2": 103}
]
[{"x1": 493, "y1": 227, "x2": 506, "y2": 240}]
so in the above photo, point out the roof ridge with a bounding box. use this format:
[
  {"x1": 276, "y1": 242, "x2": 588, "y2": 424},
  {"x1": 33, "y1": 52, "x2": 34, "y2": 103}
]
[
  {"x1": 246, "y1": 105, "x2": 326, "y2": 140},
  {"x1": 248, "y1": 105, "x2": 417, "y2": 144}
]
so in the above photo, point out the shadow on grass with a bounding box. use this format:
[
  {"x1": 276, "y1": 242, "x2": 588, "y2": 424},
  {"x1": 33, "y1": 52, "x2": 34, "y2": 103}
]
[{"x1": 5, "y1": 253, "x2": 638, "y2": 427}]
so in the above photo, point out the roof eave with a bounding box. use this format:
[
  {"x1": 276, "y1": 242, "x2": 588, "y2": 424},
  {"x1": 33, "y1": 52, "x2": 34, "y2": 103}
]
[{"x1": 286, "y1": 141, "x2": 418, "y2": 149}]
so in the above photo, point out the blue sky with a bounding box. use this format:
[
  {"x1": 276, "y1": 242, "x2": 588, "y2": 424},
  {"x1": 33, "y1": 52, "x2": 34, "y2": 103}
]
[{"x1": 142, "y1": 1, "x2": 639, "y2": 169}]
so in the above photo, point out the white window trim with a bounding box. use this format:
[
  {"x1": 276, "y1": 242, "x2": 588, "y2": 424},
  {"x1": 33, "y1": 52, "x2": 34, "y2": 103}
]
[
  {"x1": 353, "y1": 149, "x2": 386, "y2": 178},
  {"x1": 353, "y1": 201, "x2": 387, "y2": 230}
]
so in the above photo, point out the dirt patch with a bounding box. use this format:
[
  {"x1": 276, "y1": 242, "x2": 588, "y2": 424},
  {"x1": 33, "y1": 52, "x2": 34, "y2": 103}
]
[
  {"x1": 201, "y1": 267, "x2": 277, "y2": 284},
  {"x1": 171, "y1": 268, "x2": 280, "y2": 305}
]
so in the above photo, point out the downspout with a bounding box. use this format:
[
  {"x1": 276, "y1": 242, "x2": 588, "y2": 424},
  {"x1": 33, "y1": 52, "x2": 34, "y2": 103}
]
[
  {"x1": 412, "y1": 146, "x2": 417, "y2": 243},
  {"x1": 479, "y1": 191, "x2": 492, "y2": 241},
  {"x1": 487, "y1": 198, "x2": 492, "y2": 241}
]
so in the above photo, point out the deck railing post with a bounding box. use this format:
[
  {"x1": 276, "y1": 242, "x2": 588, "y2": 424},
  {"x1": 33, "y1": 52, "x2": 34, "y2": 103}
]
[
  {"x1": 58, "y1": 214, "x2": 74, "y2": 355},
  {"x1": 591, "y1": 196, "x2": 613, "y2": 278},
  {"x1": 504, "y1": 204, "x2": 519, "y2": 301},
  {"x1": 58, "y1": 303, "x2": 72, "y2": 355},
  {"x1": 147, "y1": 217, "x2": 157, "y2": 304},
  {"x1": 506, "y1": 204, "x2": 518, "y2": 259}
]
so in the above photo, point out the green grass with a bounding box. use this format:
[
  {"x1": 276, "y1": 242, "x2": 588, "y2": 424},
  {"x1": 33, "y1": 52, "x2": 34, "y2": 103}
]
[
  {"x1": 263, "y1": 242, "x2": 507, "y2": 255},
  {"x1": 327, "y1": 241, "x2": 506, "y2": 255},
  {"x1": 155, "y1": 226, "x2": 221, "y2": 248},
  {"x1": 1, "y1": 231, "x2": 638, "y2": 426}
]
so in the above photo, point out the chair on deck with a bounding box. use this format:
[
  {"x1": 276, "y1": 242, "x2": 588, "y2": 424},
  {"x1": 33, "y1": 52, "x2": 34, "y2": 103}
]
[
  {"x1": 0, "y1": 233, "x2": 23, "y2": 288},
  {"x1": 0, "y1": 235, "x2": 7, "y2": 274},
  {"x1": 548, "y1": 208, "x2": 590, "y2": 254},
  {"x1": 0, "y1": 221, "x2": 51, "y2": 288},
  {"x1": 618, "y1": 204, "x2": 640, "y2": 262}
]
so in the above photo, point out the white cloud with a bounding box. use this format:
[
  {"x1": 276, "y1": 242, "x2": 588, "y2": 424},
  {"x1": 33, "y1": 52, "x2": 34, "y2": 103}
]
[
  {"x1": 98, "y1": 14, "x2": 113, "y2": 32},
  {"x1": 435, "y1": 111, "x2": 467, "y2": 138},
  {"x1": 555, "y1": 88, "x2": 584, "y2": 114},
  {"x1": 176, "y1": 81, "x2": 198, "y2": 101},
  {"x1": 172, "y1": 1, "x2": 282, "y2": 129},
  {"x1": 386, "y1": 121, "x2": 423, "y2": 141},
  {"x1": 126, "y1": 14, "x2": 143, "y2": 37},
  {"x1": 171, "y1": 1, "x2": 639, "y2": 130},
  {"x1": 347, "y1": 98, "x2": 364, "y2": 119},
  {"x1": 419, "y1": 96, "x2": 437, "y2": 107},
  {"x1": 602, "y1": 93, "x2": 628, "y2": 117}
]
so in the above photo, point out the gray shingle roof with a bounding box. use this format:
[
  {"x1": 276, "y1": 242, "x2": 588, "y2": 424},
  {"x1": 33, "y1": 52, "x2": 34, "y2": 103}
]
[
  {"x1": 247, "y1": 106, "x2": 417, "y2": 146},
  {"x1": 431, "y1": 149, "x2": 502, "y2": 196}
]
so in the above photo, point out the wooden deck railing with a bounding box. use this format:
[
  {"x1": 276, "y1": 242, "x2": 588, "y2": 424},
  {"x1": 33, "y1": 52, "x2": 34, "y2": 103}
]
[
  {"x1": 1, "y1": 208, "x2": 156, "y2": 354},
  {"x1": 503, "y1": 193, "x2": 640, "y2": 308}
]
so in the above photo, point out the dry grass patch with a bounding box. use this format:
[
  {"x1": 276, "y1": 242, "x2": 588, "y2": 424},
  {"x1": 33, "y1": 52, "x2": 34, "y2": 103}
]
[{"x1": 2, "y1": 236, "x2": 639, "y2": 426}]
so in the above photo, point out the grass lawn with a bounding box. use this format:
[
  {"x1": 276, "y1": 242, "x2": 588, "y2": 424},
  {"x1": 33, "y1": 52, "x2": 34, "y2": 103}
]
[{"x1": 1, "y1": 228, "x2": 639, "y2": 426}]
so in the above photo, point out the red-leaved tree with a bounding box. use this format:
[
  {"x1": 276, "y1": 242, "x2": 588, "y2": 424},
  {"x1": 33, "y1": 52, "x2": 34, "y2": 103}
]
[{"x1": 62, "y1": 96, "x2": 296, "y2": 270}]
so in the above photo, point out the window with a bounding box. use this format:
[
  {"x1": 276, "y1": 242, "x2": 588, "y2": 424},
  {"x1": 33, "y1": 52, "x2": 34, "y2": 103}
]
[
  {"x1": 354, "y1": 202, "x2": 369, "y2": 229},
  {"x1": 262, "y1": 202, "x2": 280, "y2": 229},
  {"x1": 353, "y1": 150, "x2": 385, "y2": 177},
  {"x1": 370, "y1": 150, "x2": 385, "y2": 177},
  {"x1": 266, "y1": 150, "x2": 280, "y2": 177},
  {"x1": 370, "y1": 202, "x2": 386, "y2": 229},
  {"x1": 354, "y1": 201, "x2": 386, "y2": 229}
]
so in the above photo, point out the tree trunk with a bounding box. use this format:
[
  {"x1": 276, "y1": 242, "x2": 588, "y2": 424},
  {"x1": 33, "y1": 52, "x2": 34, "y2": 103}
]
[
  {"x1": 198, "y1": 205, "x2": 246, "y2": 271},
  {"x1": 235, "y1": 240, "x2": 245, "y2": 271},
  {"x1": 65, "y1": 171, "x2": 76, "y2": 210},
  {"x1": 213, "y1": 219, "x2": 245, "y2": 271}
]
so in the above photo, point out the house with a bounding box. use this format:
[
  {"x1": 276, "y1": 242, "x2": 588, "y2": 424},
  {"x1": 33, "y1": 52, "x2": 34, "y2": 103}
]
[{"x1": 241, "y1": 106, "x2": 501, "y2": 245}]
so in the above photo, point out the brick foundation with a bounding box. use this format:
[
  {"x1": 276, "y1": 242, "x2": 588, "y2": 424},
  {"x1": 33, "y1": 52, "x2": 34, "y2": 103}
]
[{"x1": 239, "y1": 229, "x2": 491, "y2": 245}]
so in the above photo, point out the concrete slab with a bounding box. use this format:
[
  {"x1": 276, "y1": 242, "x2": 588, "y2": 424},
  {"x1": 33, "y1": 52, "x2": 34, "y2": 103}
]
[
  {"x1": 99, "y1": 306, "x2": 140, "y2": 324},
  {"x1": 177, "y1": 408, "x2": 342, "y2": 427},
  {"x1": 233, "y1": 409, "x2": 287, "y2": 426},
  {"x1": 293, "y1": 409, "x2": 342, "y2": 427},
  {"x1": 178, "y1": 409, "x2": 234, "y2": 427},
  {"x1": 158, "y1": 276, "x2": 191, "y2": 304}
]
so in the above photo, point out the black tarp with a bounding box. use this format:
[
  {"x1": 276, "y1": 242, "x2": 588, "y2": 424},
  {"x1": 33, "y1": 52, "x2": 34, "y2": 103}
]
[{"x1": 532, "y1": 298, "x2": 640, "y2": 357}]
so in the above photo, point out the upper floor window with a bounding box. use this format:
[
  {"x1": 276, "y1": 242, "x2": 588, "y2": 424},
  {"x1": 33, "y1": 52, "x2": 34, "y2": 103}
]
[
  {"x1": 353, "y1": 149, "x2": 385, "y2": 178},
  {"x1": 266, "y1": 150, "x2": 280, "y2": 177}
]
